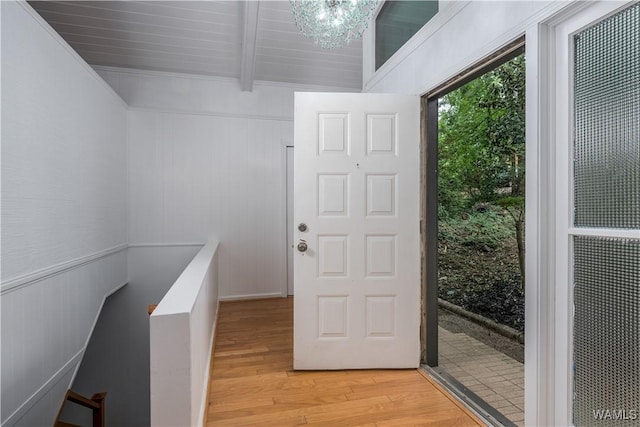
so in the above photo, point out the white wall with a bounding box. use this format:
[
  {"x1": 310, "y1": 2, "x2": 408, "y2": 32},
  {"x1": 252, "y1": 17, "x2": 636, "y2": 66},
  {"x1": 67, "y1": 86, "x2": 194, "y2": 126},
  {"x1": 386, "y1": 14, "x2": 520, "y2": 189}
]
[
  {"x1": 126, "y1": 110, "x2": 288, "y2": 299},
  {"x1": 0, "y1": 2, "x2": 127, "y2": 425},
  {"x1": 98, "y1": 67, "x2": 350, "y2": 299}
]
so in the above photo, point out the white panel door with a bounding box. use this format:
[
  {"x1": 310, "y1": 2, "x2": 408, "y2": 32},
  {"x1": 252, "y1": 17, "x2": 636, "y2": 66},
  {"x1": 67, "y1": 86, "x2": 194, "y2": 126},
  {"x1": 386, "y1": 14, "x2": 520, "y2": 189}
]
[{"x1": 293, "y1": 93, "x2": 420, "y2": 369}]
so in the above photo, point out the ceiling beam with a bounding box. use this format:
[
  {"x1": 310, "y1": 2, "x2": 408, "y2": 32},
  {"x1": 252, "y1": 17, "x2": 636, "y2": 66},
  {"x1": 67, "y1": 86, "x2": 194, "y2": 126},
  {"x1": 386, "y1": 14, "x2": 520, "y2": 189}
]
[{"x1": 240, "y1": 1, "x2": 260, "y2": 92}]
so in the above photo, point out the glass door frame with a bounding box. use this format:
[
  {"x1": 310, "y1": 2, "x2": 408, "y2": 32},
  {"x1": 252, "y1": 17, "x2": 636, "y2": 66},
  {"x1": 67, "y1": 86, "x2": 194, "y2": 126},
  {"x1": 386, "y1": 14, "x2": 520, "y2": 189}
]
[{"x1": 552, "y1": 2, "x2": 640, "y2": 424}]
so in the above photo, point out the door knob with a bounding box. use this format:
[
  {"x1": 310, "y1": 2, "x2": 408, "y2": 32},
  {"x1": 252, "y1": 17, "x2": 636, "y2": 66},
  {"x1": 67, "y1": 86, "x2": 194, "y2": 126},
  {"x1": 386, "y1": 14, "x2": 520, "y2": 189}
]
[{"x1": 297, "y1": 240, "x2": 308, "y2": 252}]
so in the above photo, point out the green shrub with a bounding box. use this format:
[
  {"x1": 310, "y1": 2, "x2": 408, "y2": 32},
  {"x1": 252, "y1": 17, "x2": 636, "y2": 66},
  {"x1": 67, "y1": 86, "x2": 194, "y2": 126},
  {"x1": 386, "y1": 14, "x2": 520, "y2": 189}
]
[
  {"x1": 438, "y1": 207, "x2": 513, "y2": 251},
  {"x1": 438, "y1": 206, "x2": 523, "y2": 330}
]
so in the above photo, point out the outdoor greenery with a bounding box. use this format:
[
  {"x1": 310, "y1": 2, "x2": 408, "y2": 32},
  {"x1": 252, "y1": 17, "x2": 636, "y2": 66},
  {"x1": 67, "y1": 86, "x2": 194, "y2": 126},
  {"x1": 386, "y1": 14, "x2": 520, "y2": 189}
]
[{"x1": 438, "y1": 54, "x2": 525, "y2": 332}]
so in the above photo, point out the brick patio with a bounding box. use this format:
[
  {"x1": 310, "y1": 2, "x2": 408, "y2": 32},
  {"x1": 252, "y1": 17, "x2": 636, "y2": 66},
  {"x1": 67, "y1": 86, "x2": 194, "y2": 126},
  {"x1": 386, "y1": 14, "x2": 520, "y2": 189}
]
[{"x1": 439, "y1": 326, "x2": 525, "y2": 426}]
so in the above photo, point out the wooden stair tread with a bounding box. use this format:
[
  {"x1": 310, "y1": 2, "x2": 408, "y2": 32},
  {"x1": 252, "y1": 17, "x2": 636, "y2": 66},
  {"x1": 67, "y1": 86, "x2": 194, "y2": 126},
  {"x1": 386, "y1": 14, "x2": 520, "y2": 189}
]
[
  {"x1": 55, "y1": 390, "x2": 107, "y2": 427},
  {"x1": 148, "y1": 304, "x2": 158, "y2": 315},
  {"x1": 66, "y1": 390, "x2": 101, "y2": 410}
]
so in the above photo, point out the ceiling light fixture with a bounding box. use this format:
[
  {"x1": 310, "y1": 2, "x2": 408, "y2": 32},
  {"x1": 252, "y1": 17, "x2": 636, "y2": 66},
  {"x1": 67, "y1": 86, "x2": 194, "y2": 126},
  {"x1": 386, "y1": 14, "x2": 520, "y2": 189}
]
[{"x1": 290, "y1": 0, "x2": 379, "y2": 49}]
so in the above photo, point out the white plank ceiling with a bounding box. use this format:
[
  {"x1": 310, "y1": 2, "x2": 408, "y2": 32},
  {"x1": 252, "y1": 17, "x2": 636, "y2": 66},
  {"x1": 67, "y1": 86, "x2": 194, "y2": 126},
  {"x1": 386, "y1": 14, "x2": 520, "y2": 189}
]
[{"x1": 28, "y1": 1, "x2": 363, "y2": 90}]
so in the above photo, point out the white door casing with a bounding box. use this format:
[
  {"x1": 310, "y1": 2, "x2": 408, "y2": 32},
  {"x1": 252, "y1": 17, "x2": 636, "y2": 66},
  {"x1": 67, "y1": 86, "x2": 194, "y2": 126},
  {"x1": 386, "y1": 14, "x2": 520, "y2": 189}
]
[
  {"x1": 293, "y1": 92, "x2": 420, "y2": 369},
  {"x1": 286, "y1": 146, "x2": 294, "y2": 296}
]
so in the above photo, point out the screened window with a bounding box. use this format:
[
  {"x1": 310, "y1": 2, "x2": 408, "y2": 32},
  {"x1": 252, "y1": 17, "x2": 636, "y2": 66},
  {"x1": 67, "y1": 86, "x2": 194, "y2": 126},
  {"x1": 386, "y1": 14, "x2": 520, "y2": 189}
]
[{"x1": 375, "y1": 1, "x2": 438, "y2": 70}]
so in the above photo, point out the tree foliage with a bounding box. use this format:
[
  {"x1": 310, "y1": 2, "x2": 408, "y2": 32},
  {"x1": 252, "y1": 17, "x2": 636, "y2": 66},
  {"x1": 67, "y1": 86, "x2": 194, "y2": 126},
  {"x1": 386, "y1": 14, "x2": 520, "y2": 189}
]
[
  {"x1": 438, "y1": 54, "x2": 526, "y2": 288},
  {"x1": 438, "y1": 54, "x2": 526, "y2": 216}
]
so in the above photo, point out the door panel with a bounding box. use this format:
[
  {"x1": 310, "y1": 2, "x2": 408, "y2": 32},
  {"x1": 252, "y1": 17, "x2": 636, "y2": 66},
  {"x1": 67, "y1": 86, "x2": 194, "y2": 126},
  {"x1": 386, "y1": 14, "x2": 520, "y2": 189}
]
[{"x1": 293, "y1": 93, "x2": 420, "y2": 369}]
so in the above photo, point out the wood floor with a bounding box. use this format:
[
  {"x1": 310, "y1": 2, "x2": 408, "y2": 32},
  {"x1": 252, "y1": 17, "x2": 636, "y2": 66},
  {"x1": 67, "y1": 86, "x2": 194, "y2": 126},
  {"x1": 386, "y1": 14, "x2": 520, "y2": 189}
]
[{"x1": 206, "y1": 297, "x2": 483, "y2": 426}]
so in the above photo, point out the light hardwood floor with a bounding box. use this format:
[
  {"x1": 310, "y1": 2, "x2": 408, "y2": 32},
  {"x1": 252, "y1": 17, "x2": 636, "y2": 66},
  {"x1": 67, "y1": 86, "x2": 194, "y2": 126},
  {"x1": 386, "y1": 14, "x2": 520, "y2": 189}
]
[{"x1": 206, "y1": 297, "x2": 484, "y2": 426}]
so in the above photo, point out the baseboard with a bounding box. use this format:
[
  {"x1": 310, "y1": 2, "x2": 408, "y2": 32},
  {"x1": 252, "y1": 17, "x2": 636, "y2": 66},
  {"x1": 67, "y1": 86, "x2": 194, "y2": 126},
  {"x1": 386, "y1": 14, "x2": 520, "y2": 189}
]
[
  {"x1": 128, "y1": 242, "x2": 205, "y2": 249},
  {"x1": 218, "y1": 292, "x2": 284, "y2": 302}
]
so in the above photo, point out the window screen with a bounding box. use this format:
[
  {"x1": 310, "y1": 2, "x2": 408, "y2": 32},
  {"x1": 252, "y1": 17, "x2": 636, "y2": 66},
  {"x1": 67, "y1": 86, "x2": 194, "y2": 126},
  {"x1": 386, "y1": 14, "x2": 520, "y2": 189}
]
[{"x1": 375, "y1": 1, "x2": 438, "y2": 70}]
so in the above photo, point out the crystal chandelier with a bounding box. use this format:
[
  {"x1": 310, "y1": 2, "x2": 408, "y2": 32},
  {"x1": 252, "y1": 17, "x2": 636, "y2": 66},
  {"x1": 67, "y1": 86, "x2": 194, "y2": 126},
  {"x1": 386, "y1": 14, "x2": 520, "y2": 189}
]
[{"x1": 290, "y1": 0, "x2": 379, "y2": 49}]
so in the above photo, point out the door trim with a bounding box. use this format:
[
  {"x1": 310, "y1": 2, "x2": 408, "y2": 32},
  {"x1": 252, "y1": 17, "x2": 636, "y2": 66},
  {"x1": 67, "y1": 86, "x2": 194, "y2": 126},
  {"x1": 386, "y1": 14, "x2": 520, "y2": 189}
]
[
  {"x1": 425, "y1": 36, "x2": 525, "y2": 99},
  {"x1": 281, "y1": 140, "x2": 293, "y2": 298},
  {"x1": 285, "y1": 144, "x2": 295, "y2": 296},
  {"x1": 421, "y1": 40, "x2": 526, "y2": 368},
  {"x1": 420, "y1": 35, "x2": 527, "y2": 426},
  {"x1": 422, "y1": 96, "x2": 439, "y2": 367}
]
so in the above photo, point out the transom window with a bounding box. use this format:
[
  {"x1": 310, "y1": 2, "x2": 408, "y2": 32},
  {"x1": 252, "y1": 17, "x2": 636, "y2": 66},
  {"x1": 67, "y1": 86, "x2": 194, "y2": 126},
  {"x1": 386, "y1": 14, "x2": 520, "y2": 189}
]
[{"x1": 375, "y1": 0, "x2": 438, "y2": 70}]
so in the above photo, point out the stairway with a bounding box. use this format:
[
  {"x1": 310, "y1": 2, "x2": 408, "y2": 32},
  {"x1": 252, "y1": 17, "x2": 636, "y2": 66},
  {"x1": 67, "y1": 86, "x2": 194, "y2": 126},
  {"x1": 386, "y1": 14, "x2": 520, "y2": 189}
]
[{"x1": 54, "y1": 390, "x2": 106, "y2": 427}]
